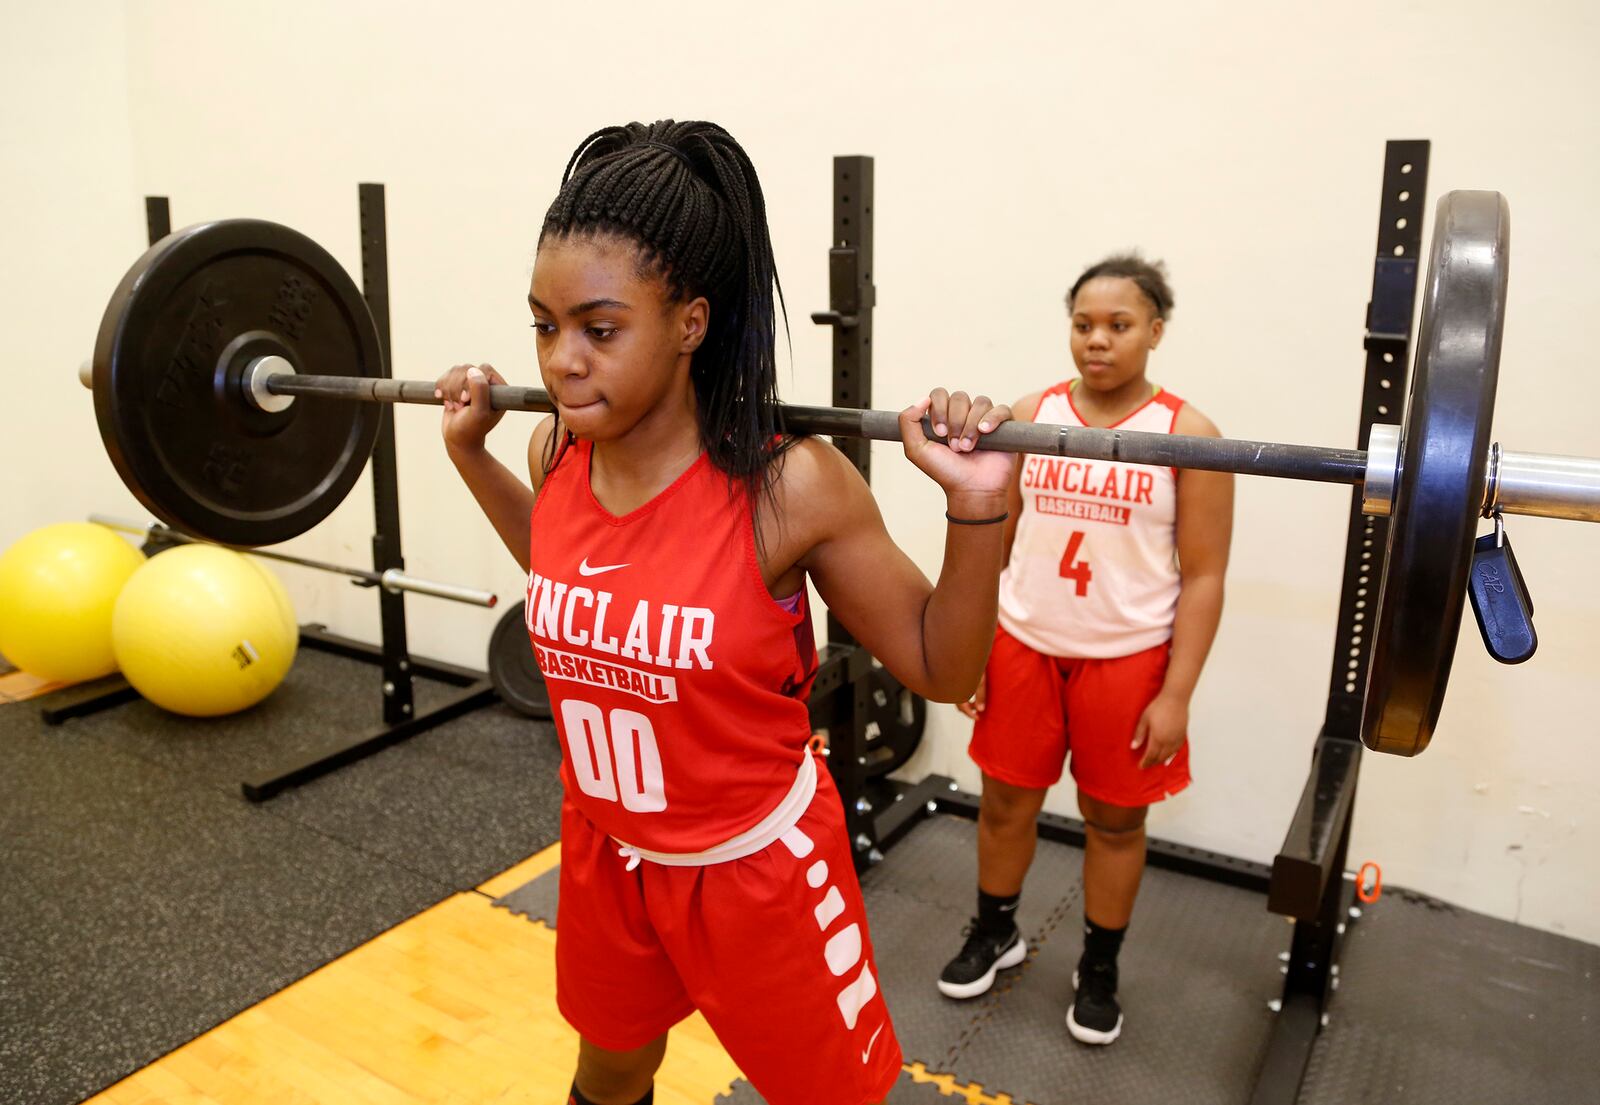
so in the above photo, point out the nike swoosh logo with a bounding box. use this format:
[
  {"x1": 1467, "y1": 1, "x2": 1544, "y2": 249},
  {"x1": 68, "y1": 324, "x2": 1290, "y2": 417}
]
[
  {"x1": 861, "y1": 1022, "x2": 885, "y2": 1064},
  {"x1": 578, "y1": 558, "x2": 630, "y2": 577}
]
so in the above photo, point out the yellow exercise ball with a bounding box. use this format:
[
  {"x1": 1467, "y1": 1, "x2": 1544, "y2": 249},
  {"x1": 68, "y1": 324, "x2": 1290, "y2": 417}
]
[
  {"x1": 0, "y1": 522, "x2": 146, "y2": 682},
  {"x1": 113, "y1": 545, "x2": 298, "y2": 717}
]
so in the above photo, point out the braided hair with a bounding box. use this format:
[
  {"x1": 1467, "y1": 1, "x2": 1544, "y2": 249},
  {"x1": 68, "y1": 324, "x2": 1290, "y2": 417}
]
[
  {"x1": 1066, "y1": 254, "x2": 1175, "y2": 321},
  {"x1": 538, "y1": 120, "x2": 789, "y2": 496}
]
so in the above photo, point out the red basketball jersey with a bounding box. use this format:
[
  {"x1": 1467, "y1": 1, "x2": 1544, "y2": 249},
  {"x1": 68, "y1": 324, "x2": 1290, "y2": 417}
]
[{"x1": 525, "y1": 440, "x2": 818, "y2": 854}]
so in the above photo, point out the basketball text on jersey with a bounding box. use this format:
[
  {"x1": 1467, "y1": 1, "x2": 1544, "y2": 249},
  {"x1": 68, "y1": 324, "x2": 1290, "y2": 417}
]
[
  {"x1": 525, "y1": 570, "x2": 715, "y2": 704},
  {"x1": 1022, "y1": 457, "x2": 1158, "y2": 527}
]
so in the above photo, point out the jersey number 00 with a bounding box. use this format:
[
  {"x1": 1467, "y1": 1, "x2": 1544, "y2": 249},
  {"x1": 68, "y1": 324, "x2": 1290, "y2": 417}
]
[{"x1": 562, "y1": 700, "x2": 669, "y2": 812}]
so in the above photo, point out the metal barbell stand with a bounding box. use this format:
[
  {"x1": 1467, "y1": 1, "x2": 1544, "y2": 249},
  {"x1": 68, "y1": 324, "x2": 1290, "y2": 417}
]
[
  {"x1": 1248, "y1": 136, "x2": 1432, "y2": 1105},
  {"x1": 808, "y1": 154, "x2": 890, "y2": 868},
  {"x1": 48, "y1": 187, "x2": 500, "y2": 804},
  {"x1": 846, "y1": 140, "x2": 1435, "y2": 1105}
]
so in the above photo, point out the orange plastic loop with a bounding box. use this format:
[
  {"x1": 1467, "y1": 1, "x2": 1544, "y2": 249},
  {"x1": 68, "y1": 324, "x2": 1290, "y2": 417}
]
[
  {"x1": 808, "y1": 731, "x2": 829, "y2": 755},
  {"x1": 1356, "y1": 861, "x2": 1383, "y2": 903}
]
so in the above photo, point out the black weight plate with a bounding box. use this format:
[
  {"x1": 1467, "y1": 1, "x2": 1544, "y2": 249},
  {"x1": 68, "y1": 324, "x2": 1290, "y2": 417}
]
[
  {"x1": 862, "y1": 666, "x2": 927, "y2": 777},
  {"x1": 488, "y1": 604, "x2": 552, "y2": 720},
  {"x1": 1363, "y1": 191, "x2": 1507, "y2": 757},
  {"x1": 93, "y1": 220, "x2": 383, "y2": 546}
]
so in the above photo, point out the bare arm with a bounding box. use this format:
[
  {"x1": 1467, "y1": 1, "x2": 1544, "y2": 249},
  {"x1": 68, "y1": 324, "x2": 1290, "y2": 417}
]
[
  {"x1": 436, "y1": 364, "x2": 554, "y2": 573},
  {"x1": 953, "y1": 391, "x2": 1041, "y2": 719},
  {"x1": 1133, "y1": 402, "x2": 1233, "y2": 766},
  {"x1": 1164, "y1": 404, "x2": 1232, "y2": 699},
  {"x1": 999, "y1": 391, "x2": 1045, "y2": 564},
  {"x1": 780, "y1": 394, "x2": 1017, "y2": 702}
]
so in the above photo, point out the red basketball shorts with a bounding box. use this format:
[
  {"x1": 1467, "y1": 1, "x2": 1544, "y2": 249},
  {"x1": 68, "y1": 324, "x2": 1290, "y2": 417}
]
[
  {"x1": 969, "y1": 624, "x2": 1191, "y2": 805},
  {"x1": 555, "y1": 759, "x2": 902, "y2": 1105}
]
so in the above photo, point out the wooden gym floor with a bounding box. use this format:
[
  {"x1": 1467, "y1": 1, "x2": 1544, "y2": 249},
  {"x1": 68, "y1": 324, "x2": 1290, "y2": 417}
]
[
  {"x1": 0, "y1": 667, "x2": 69, "y2": 704},
  {"x1": 79, "y1": 841, "x2": 1001, "y2": 1105},
  {"x1": 79, "y1": 845, "x2": 745, "y2": 1105}
]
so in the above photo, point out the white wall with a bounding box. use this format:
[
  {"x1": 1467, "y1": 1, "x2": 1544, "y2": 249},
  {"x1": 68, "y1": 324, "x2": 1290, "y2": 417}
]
[
  {"x1": 0, "y1": 3, "x2": 143, "y2": 544},
  {"x1": 4, "y1": 0, "x2": 1596, "y2": 940}
]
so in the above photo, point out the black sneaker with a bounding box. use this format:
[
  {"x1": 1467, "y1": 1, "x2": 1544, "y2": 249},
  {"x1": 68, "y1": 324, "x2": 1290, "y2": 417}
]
[
  {"x1": 1067, "y1": 956, "x2": 1123, "y2": 1044},
  {"x1": 937, "y1": 921, "x2": 1027, "y2": 999}
]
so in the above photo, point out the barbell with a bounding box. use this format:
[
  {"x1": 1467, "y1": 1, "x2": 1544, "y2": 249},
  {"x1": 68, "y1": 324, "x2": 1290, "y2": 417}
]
[
  {"x1": 82, "y1": 190, "x2": 1600, "y2": 758},
  {"x1": 87, "y1": 515, "x2": 499, "y2": 608}
]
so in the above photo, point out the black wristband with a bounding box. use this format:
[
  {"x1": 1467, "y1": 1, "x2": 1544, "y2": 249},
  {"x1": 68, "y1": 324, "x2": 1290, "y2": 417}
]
[{"x1": 945, "y1": 510, "x2": 1009, "y2": 526}]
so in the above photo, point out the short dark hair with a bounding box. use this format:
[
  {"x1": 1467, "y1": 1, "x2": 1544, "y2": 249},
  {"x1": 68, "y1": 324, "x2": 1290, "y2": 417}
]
[
  {"x1": 538, "y1": 120, "x2": 789, "y2": 495},
  {"x1": 1067, "y1": 254, "x2": 1174, "y2": 321}
]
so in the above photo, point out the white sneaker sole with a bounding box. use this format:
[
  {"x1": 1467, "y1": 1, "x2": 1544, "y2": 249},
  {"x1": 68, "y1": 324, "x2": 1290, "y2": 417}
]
[
  {"x1": 936, "y1": 934, "x2": 1028, "y2": 1000},
  {"x1": 1066, "y1": 969, "x2": 1122, "y2": 1044}
]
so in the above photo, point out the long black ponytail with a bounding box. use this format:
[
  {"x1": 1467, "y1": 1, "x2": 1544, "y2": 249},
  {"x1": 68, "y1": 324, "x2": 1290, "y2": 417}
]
[{"x1": 538, "y1": 120, "x2": 790, "y2": 498}]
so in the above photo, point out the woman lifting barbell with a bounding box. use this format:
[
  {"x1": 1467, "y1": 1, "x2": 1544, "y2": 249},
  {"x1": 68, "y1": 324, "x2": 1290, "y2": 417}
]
[
  {"x1": 433, "y1": 120, "x2": 1015, "y2": 1105},
  {"x1": 937, "y1": 256, "x2": 1234, "y2": 1046}
]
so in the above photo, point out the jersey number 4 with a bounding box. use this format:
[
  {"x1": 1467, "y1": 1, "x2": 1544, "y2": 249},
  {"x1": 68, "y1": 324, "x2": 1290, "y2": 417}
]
[
  {"x1": 1059, "y1": 531, "x2": 1093, "y2": 596},
  {"x1": 562, "y1": 700, "x2": 668, "y2": 812}
]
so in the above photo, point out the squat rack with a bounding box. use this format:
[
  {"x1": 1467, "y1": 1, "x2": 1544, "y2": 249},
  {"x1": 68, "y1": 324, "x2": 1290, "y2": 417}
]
[
  {"x1": 49, "y1": 186, "x2": 498, "y2": 802},
  {"x1": 808, "y1": 140, "x2": 1431, "y2": 1105}
]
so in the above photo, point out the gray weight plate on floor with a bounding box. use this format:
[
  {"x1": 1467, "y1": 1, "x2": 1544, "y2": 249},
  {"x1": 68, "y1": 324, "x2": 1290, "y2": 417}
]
[
  {"x1": 488, "y1": 604, "x2": 551, "y2": 720},
  {"x1": 862, "y1": 666, "x2": 927, "y2": 778},
  {"x1": 93, "y1": 219, "x2": 383, "y2": 546},
  {"x1": 1364, "y1": 190, "x2": 1507, "y2": 756}
]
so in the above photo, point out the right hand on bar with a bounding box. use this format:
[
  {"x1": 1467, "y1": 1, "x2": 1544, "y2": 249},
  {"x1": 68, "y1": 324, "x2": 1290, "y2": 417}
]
[
  {"x1": 899, "y1": 387, "x2": 1016, "y2": 505},
  {"x1": 436, "y1": 363, "x2": 507, "y2": 451}
]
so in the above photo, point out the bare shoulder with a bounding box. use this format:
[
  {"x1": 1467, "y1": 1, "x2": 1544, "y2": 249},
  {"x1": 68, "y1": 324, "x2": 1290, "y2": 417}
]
[
  {"x1": 1173, "y1": 400, "x2": 1221, "y2": 438},
  {"x1": 758, "y1": 435, "x2": 879, "y2": 578},
  {"x1": 771, "y1": 435, "x2": 872, "y2": 510},
  {"x1": 1014, "y1": 390, "x2": 1047, "y2": 423},
  {"x1": 527, "y1": 415, "x2": 561, "y2": 491}
]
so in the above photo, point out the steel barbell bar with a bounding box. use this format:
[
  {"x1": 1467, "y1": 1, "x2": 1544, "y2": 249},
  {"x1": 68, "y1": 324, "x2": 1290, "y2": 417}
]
[
  {"x1": 247, "y1": 359, "x2": 1600, "y2": 524},
  {"x1": 89, "y1": 515, "x2": 499, "y2": 608},
  {"x1": 90, "y1": 353, "x2": 1600, "y2": 524}
]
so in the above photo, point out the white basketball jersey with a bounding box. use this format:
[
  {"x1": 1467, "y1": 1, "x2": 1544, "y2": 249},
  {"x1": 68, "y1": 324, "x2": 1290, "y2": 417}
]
[{"x1": 997, "y1": 381, "x2": 1184, "y2": 659}]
